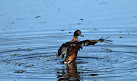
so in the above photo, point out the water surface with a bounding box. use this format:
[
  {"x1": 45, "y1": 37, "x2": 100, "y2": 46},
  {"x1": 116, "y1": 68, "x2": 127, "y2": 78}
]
[{"x1": 0, "y1": 0, "x2": 137, "y2": 81}]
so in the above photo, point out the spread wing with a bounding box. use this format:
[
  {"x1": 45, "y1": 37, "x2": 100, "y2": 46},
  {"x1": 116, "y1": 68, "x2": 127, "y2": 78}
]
[
  {"x1": 77, "y1": 38, "x2": 108, "y2": 48},
  {"x1": 57, "y1": 42, "x2": 68, "y2": 59},
  {"x1": 56, "y1": 38, "x2": 112, "y2": 58}
]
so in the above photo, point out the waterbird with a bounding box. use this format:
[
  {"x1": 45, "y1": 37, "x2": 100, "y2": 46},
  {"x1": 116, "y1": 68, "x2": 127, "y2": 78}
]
[{"x1": 57, "y1": 30, "x2": 111, "y2": 64}]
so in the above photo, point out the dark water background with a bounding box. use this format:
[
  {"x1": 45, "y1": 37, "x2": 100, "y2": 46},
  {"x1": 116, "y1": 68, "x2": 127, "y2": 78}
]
[{"x1": 0, "y1": 0, "x2": 137, "y2": 81}]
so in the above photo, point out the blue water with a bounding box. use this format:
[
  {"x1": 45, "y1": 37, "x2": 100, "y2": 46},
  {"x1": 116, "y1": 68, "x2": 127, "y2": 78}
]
[{"x1": 0, "y1": 0, "x2": 137, "y2": 81}]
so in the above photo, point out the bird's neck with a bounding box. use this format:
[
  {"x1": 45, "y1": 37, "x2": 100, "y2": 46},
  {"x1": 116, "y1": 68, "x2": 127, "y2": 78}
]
[{"x1": 70, "y1": 36, "x2": 78, "y2": 42}]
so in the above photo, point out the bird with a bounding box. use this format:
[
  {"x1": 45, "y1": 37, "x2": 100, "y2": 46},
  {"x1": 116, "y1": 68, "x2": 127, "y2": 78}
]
[{"x1": 57, "y1": 30, "x2": 111, "y2": 64}]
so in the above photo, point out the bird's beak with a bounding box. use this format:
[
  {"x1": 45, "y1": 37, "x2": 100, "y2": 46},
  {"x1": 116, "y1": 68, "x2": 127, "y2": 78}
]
[{"x1": 80, "y1": 33, "x2": 84, "y2": 37}]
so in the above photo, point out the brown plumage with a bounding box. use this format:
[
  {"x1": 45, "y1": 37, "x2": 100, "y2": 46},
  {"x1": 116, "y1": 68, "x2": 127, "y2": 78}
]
[
  {"x1": 57, "y1": 30, "x2": 110, "y2": 64},
  {"x1": 64, "y1": 30, "x2": 83, "y2": 63}
]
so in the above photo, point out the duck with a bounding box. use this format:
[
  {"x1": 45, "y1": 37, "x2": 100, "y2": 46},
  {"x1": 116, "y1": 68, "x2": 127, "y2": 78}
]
[
  {"x1": 64, "y1": 30, "x2": 84, "y2": 64},
  {"x1": 57, "y1": 30, "x2": 111, "y2": 64}
]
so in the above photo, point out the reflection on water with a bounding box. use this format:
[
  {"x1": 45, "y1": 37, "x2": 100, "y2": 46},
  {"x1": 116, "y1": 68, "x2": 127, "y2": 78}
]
[
  {"x1": 57, "y1": 63, "x2": 80, "y2": 81},
  {"x1": 57, "y1": 62, "x2": 100, "y2": 81}
]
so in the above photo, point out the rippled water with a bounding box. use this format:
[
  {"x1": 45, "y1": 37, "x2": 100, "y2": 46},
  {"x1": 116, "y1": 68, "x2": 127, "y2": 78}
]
[
  {"x1": 0, "y1": 29, "x2": 137, "y2": 81},
  {"x1": 1, "y1": 0, "x2": 137, "y2": 81}
]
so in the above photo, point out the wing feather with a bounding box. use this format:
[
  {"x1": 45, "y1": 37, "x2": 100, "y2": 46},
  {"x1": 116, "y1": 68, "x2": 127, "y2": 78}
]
[{"x1": 57, "y1": 38, "x2": 112, "y2": 58}]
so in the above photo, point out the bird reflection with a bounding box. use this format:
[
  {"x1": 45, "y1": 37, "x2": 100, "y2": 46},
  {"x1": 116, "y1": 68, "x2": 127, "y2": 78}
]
[{"x1": 57, "y1": 63, "x2": 80, "y2": 81}]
